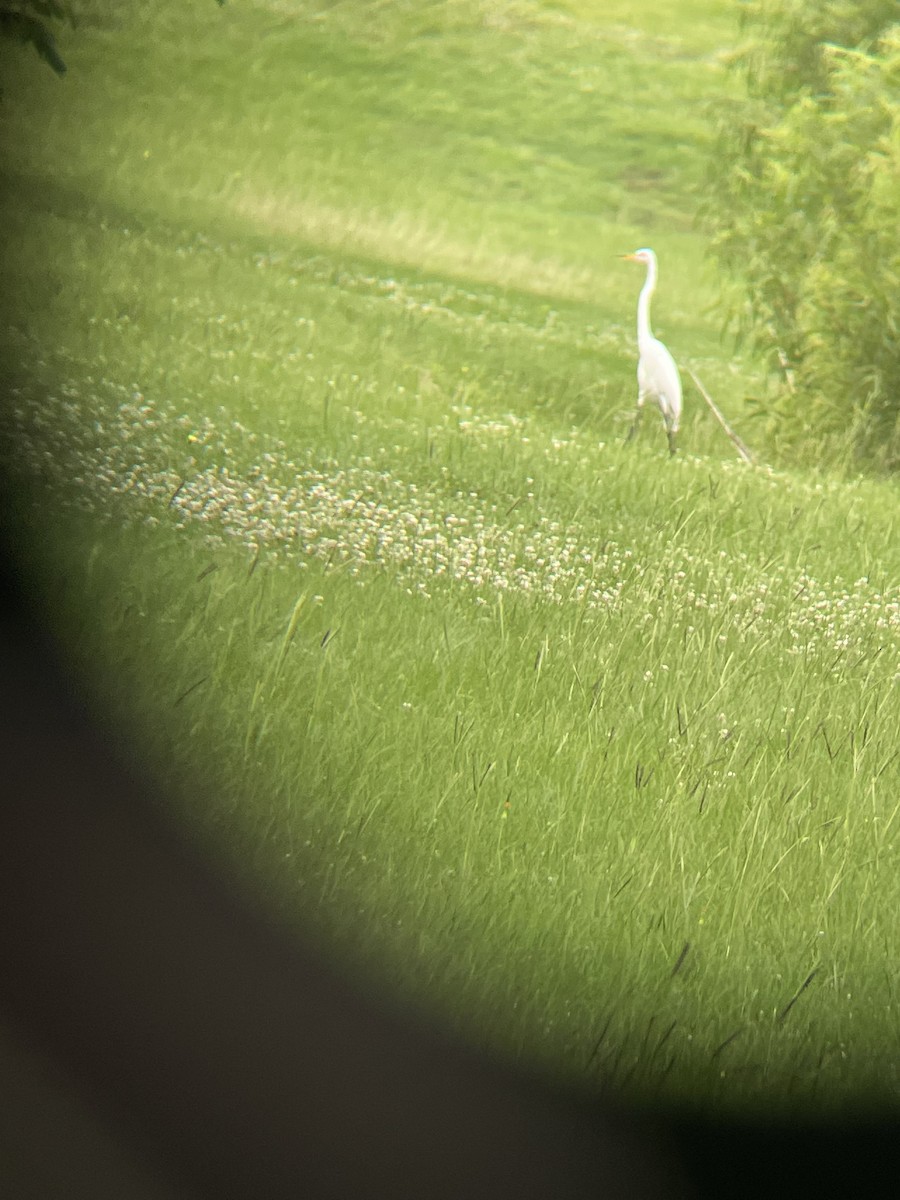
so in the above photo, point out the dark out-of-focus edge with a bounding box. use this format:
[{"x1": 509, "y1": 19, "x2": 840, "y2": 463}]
[{"x1": 0, "y1": 481, "x2": 898, "y2": 1199}]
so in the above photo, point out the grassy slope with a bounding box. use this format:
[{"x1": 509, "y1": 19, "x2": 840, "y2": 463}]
[{"x1": 1, "y1": 0, "x2": 899, "y2": 1117}]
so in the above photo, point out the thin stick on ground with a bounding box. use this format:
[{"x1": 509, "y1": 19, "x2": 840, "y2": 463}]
[{"x1": 688, "y1": 367, "x2": 754, "y2": 465}]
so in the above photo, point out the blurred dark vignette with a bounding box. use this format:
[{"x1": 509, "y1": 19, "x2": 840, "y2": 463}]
[{"x1": 1, "y1": 525, "x2": 899, "y2": 1199}]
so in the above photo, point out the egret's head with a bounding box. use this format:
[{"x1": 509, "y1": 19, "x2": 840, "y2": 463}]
[{"x1": 619, "y1": 248, "x2": 656, "y2": 267}]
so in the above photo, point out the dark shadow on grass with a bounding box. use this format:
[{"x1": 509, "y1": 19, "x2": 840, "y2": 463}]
[
  {"x1": 1, "y1": 523, "x2": 900, "y2": 1198},
  {"x1": 0, "y1": 166, "x2": 150, "y2": 236}
]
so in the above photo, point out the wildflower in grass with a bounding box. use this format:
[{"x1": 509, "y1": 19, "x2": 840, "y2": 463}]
[{"x1": 6, "y1": 384, "x2": 900, "y2": 684}]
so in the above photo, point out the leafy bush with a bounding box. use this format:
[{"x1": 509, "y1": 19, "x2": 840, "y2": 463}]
[
  {"x1": 0, "y1": 2, "x2": 74, "y2": 75},
  {"x1": 708, "y1": 2, "x2": 900, "y2": 470},
  {"x1": 0, "y1": 1, "x2": 225, "y2": 77}
]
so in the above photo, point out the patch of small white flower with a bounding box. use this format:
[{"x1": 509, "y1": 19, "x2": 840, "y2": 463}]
[{"x1": 4, "y1": 381, "x2": 900, "y2": 678}]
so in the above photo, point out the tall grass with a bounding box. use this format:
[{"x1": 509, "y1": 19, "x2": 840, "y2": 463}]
[{"x1": 1, "y1": 0, "x2": 899, "y2": 1117}]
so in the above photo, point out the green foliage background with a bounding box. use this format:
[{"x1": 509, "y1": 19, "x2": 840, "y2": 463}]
[{"x1": 708, "y1": 1, "x2": 900, "y2": 468}]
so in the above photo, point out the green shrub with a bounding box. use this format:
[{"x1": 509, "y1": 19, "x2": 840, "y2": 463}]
[
  {"x1": 0, "y1": 2, "x2": 74, "y2": 75},
  {"x1": 708, "y1": 3, "x2": 900, "y2": 470}
]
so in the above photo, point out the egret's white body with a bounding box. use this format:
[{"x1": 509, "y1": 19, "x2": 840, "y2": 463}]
[{"x1": 621, "y1": 248, "x2": 682, "y2": 455}]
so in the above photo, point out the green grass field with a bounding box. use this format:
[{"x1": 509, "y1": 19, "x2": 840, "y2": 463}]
[{"x1": 2, "y1": 0, "x2": 899, "y2": 1118}]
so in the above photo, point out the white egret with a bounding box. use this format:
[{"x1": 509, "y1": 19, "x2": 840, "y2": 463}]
[{"x1": 620, "y1": 248, "x2": 682, "y2": 456}]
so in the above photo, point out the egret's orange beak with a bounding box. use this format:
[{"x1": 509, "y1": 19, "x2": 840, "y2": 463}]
[{"x1": 619, "y1": 253, "x2": 639, "y2": 261}]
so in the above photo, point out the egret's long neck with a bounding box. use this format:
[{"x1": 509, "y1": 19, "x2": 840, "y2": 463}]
[{"x1": 637, "y1": 257, "x2": 657, "y2": 342}]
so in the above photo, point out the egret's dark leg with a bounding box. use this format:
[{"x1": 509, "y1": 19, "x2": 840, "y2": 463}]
[
  {"x1": 626, "y1": 404, "x2": 643, "y2": 444},
  {"x1": 667, "y1": 428, "x2": 678, "y2": 456}
]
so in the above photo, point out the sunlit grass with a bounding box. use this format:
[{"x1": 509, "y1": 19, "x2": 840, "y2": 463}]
[{"x1": 2, "y1": 0, "x2": 899, "y2": 1119}]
